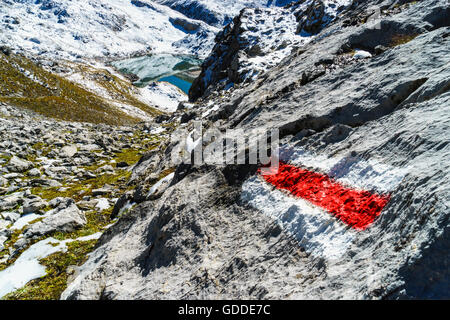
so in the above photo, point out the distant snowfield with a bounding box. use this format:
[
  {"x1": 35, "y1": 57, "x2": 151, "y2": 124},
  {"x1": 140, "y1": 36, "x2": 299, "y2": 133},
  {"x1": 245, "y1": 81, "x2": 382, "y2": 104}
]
[
  {"x1": 241, "y1": 146, "x2": 407, "y2": 260},
  {"x1": 0, "y1": 0, "x2": 218, "y2": 60},
  {"x1": 155, "y1": 0, "x2": 300, "y2": 26}
]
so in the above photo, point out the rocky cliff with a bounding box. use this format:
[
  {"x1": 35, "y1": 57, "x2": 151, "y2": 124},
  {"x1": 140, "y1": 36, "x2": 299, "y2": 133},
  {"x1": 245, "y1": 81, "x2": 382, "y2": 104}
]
[
  {"x1": 189, "y1": 0, "x2": 353, "y2": 101},
  {"x1": 61, "y1": 0, "x2": 449, "y2": 299}
]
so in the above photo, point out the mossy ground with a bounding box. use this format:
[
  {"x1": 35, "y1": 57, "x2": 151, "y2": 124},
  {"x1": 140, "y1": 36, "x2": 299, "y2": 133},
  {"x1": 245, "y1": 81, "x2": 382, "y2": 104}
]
[{"x1": 389, "y1": 33, "x2": 419, "y2": 47}]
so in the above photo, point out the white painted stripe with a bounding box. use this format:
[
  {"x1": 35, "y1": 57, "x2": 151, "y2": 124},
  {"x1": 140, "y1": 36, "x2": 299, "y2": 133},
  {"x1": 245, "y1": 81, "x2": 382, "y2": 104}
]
[
  {"x1": 279, "y1": 147, "x2": 407, "y2": 194},
  {"x1": 241, "y1": 176, "x2": 354, "y2": 260}
]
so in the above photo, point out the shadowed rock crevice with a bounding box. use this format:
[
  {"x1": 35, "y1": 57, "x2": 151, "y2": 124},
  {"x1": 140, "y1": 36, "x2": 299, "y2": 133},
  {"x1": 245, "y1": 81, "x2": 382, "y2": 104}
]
[{"x1": 278, "y1": 76, "x2": 428, "y2": 139}]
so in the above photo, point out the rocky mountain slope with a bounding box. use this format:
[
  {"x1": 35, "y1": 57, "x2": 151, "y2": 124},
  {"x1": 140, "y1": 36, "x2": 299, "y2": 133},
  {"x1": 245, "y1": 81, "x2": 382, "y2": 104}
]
[
  {"x1": 0, "y1": 0, "x2": 448, "y2": 300},
  {"x1": 0, "y1": 102, "x2": 170, "y2": 298},
  {"x1": 189, "y1": 0, "x2": 353, "y2": 101},
  {"x1": 60, "y1": 0, "x2": 450, "y2": 300}
]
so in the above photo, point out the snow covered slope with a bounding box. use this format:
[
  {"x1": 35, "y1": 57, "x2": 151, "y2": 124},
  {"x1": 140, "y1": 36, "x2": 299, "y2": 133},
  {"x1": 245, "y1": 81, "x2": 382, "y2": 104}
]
[
  {"x1": 155, "y1": 0, "x2": 299, "y2": 26},
  {"x1": 0, "y1": 0, "x2": 218, "y2": 60}
]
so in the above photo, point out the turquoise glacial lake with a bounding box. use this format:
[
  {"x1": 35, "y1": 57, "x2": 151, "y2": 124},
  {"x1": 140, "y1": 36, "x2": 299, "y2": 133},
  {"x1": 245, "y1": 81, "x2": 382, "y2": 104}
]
[{"x1": 112, "y1": 53, "x2": 202, "y2": 94}]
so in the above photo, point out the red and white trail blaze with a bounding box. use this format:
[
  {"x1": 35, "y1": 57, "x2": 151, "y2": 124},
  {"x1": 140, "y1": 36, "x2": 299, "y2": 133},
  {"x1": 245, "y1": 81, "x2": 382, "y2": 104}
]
[
  {"x1": 241, "y1": 148, "x2": 407, "y2": 259},
  {"x1": 260, "y1": 162, "x2": 391, "y2": 231}
]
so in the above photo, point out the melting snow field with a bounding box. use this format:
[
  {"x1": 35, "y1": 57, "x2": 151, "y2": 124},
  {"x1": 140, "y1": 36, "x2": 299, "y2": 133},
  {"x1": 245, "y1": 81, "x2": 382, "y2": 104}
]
[{"x1": 0, "y1": 233, "x2": 102, "y2": 298}]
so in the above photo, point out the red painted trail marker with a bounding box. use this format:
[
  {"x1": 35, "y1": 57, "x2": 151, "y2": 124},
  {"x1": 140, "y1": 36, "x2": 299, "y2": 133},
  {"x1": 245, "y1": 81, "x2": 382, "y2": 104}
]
[{"x1": 260, "y1": 162, "x2": 391, "y2": 230}]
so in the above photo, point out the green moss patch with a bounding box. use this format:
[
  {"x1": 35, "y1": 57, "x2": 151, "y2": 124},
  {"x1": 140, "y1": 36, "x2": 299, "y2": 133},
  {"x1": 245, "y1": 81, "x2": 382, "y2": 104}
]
[
  {"x1": 389, "y1": 33, "x2": 419, "y2": 47},
  {"x1": 51, "y1": 208, "x2": 112, "y2": 241}
]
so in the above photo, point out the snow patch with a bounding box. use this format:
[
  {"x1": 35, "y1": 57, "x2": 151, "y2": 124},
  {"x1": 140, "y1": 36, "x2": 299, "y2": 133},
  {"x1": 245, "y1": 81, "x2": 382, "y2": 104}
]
[
  {"x1": 353, "y1": 50, "x2": 373, "y2": 59},
  {"x1": 0, "y1": 231, "x2": 101, "y2": 298},
  {"x1": 148, "y1": 173, "x2": 175, "y2": 197},
  {"x1": 95, "y1": 198, "x2": 111, "y2": 211},
  {"x1": 11, "y1": 213, "x2": 43, "y2": 230},
  {"x1": 140, "y1": 82, "x2": 188, "y2": 113}
]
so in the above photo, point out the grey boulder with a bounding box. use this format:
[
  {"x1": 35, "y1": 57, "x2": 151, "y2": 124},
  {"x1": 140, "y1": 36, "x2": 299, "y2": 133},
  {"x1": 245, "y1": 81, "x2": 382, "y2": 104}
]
[{"x1": 24, "y1": 202, "x2": 86, "y2": 239}]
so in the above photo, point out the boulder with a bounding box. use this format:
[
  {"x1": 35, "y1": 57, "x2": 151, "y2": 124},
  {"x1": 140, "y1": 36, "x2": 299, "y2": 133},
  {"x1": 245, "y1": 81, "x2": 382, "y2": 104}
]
[
  {"x1": 1, "y1": 211, "x2": 20, "y2": 223},
  {"x1": 60, "y1": 146, "x2": 78, "y2": 158},
  {"x1": 48, "y1": 197, "x2": 75, "y2": 210},
  {"x1": 24, "y1": 203, "x2": 86, "y2": 239},
  {"x1": 27, "y1": 168, "x2": 41, "y2": 177},
  {"x1": 95, "y1": 165, "x2": 114, "y2": 174},
  {"x1": 0, "y1": 176, "x2": 7, "y2": 187},
  {"x1": 169, "y1": 17, "x2": 200, "y2": 33},
  {"x1": 0, "y1": 193, "x2": 23, "y2": 212},
  {"x1": 116, "y1": 161, "x2": 129, "y2": 168},
  {"x1": 7, "y1": 156, "x2": 32, "y2": 173},
  {"x1": 0, "y1": 235, "x2": 7, "y2": 252},
  {"x1": 22, "y1": 197, "x2": 48, "y2": 214}
]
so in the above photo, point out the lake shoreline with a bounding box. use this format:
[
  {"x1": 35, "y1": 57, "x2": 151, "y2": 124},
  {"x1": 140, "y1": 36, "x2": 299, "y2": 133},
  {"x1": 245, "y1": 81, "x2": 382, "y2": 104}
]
[{"x1": 110, "y1": 53, "x2": 203, "y2": 95}]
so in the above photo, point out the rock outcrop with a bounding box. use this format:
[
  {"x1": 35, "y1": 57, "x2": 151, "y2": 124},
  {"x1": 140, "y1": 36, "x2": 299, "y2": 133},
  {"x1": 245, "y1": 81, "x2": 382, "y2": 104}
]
[
  {"x1": 189, "y1": 0, "x2": 352, "y2": 102},
  {"x1": 62, "y1": 0, "x2": 450, "y2": 300}
]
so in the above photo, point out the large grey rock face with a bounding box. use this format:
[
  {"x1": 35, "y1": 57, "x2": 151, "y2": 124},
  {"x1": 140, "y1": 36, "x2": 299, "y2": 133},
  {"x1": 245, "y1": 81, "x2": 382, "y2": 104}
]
[{"x1": 63, "y1": 0, "x2": 450, "y2": 300}]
